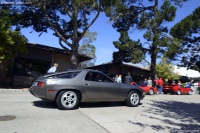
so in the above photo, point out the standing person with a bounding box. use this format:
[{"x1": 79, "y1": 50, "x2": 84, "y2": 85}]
[
  {"x1": 47, "y1": 63, "x2": 58, "y2": 73},
  {"x1": 147, "y1": 77, "x2": 152, "y2": 87},
  {"x1": 114, "y1": 75, "x2": 119, "y2": 82},
  {"x1": 143, "y1": 78, "x2": 148, "y2": 86},
  {"x1": 117, "y1": 74, "x2": 122, "y2": 83},
  {"x1": 157, "y1": 77, "x2": 164, "y2": 94},
  {"x1": 125, "y1": 72, "x2": 133, "y2": 84},
  {"x1": 154, "y1": 77, "x2": 159, "y2": 88}
]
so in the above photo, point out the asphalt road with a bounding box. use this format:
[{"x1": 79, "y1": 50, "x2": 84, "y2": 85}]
[{"x1": 0, "y1": 90, "x2": 200, "y2": 133}]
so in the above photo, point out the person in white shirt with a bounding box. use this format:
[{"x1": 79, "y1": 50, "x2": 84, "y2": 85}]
[
  {"x1": 147, "y1": 77, "x2": 152, "y2": 87},
  {"x1": 117, "y1": 75, "x2": 122, "y2": 83},
  {"x1": 47, "y1": 63, "x2": 58, "y2": 73}
]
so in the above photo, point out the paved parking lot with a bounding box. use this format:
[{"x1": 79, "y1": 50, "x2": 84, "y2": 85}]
[{"x1": 0, "y1": 90, "x2": 200, "y2": 133}]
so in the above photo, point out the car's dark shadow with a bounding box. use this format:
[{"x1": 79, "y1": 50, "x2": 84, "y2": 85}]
[
  {"x1": 32, "y1": 100, "x2": 57, "y2": 109},
  {"x1": 79, "y1": 101, "x2": 127, "y2": 108},
  {"x1": 128, "y1": 100, "x2": 200, "y2": 132},
  {"x1": 32, "y1": 100, "x2": 142, "y2": 109}
]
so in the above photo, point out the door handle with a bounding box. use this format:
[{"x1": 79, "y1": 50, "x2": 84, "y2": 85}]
[{"x1": 85, "y1": 83, "x2": 90, "y2": 86}]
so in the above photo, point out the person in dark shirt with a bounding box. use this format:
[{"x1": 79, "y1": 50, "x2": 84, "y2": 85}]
[
  {"x1": 125, "y1": 72, "x2": 133, "y2": 84},
  {"x1": 143, "y1": 78, "x2": 148, "y2": 86}
]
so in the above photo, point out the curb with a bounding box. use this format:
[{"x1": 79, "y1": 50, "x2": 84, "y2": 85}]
[{"x1": 0, "y1": 88, "x2": 29, "y2": 92}]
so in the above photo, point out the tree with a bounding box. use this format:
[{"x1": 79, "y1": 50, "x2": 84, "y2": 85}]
[
  {"x1": 78, "y1": 32, "x2": 97, "y2": 68},
  {"x1": 110, "y1": 0, "x2": 186, "y2": 83},
  {"x1": 7, "y1": 0, "x2": 108, "y2": 68},
  {"x1": 156, "y1": 59, "x2": 179, "y2": 80},
  {"x1": 170, "y1": 6, "x2": 200, "y2": 71},
  {"x1": 112, "y1": 31, "x2": 144, "y2": 64},
  {"x1": 0, "y1": 8, "x2": 27, "y2": 64}
]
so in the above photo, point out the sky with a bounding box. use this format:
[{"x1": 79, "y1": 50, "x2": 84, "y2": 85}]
[{"x1": 20, "y1": 0, "x2": 200, "y2": 66}]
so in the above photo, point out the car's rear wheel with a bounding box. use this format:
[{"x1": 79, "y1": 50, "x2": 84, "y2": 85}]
[
  {"x1": 149, "y1": 89, "x2": 154, "y2": 95},
  {"x1": 56, "y1": 90, "x2": 80, "y2": 110},
  {"x1": 126, "y1": 91, "x2": 140, "y2": 107},
  {"x1": 188, "y1": 90, "x2": 193, "y2": 95},
  {"x1": 177, "y1": 90, "x2": 181, "y2": 95}
]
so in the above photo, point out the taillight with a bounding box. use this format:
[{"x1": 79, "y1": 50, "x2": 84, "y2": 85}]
[{"x1": 36, "y1": 82, "x2": 45, "y2": 87}]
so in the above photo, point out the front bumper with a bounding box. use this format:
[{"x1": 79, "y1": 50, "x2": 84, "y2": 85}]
[{"x1": 141, "y1": 90, "x2": 146, "y2": 99}]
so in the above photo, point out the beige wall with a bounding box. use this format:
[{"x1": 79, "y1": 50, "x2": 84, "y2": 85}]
[
  {"x1": 52, "y1": 53, "x2": 73, "y2": 72},
  {"x1": 0, "y1": 47, "x2": 83, "y2": 87}
]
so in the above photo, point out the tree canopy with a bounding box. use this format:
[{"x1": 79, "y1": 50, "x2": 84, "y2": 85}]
[
  {"x1": 110, "y1": 0, "x2": 186, "y2": 81},
  {"x1": 0, "y1": 8, "x2": 27, "y2": 64},
  {"x1": 78, "y1": 32, "x2": 97, "y2": 68},
  {"x1": 170, "y1": 6, "x2": 200, "y2": 71},
  {"x1": 6, "y1": 0, "x2": 110, "y2": 68},
  {"x1": 156, "y1": 59, "x2": 179, "y2": 80}
]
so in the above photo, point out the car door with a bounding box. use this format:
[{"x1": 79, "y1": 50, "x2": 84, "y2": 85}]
[
  {"x1": 181, "y1": 87, "x2": 190, "y2": 94},
  {"x1": 83, "y1": 71, "x2": 121, "y2": 99}
]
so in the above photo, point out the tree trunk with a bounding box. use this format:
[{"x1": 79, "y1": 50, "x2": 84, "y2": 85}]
[
  {"x1": 71, "y1": 50, "x2": 78, "y2": 69},
  {"x1": 71, "y1": 6, "x2": 79, "y2": 69},
  {"x1": 150, "y1": 47, "x2": 157, "y2": 86}
]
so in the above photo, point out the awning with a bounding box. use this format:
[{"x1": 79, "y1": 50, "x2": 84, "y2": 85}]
[{"x1": 174, "y1": 66, "x2": 200, "y2": 78}]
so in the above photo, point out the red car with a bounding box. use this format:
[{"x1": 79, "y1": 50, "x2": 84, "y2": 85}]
[
  {"x1": 163, "y1": 83, "x2": 193, "y2": 95},
  {"x1": 131, "y1": 82, "x2": 158, "y2": 95}
]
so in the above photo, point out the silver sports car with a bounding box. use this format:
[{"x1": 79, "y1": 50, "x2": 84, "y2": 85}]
[{"x1": 29, "y1": 69, "x2": 145, "y2": 110}]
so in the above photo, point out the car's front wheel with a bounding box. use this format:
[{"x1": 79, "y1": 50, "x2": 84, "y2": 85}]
[
  {"x1": 188, "y1": 90, "x2": 193, "y2": 95},
  {"x1": 126, "y1": 91, "x2": 140, "y2": 107},
  {"x1": 177, "y1": 90, "x2": 181, "y2": 95},
  {"x1": 149, "y1": 88, "x2": 154, "y2": 95},
  {"x1": 56, "y1": 90, "x2": 80, "y2": 110}
]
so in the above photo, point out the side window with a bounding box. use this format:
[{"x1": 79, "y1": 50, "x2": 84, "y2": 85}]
[
  {"x1": 85, "y1": 71, "x2": 114, "y2": 83},
  {"x1": 48, "y1": 71, "x2": 80, "y2": 79},
  {"x1": 100, "y1": 74, "x2": 114, "y2": 83},
  {"x1": 85, "y1": 72, "x2": 95, "y2": 81}
]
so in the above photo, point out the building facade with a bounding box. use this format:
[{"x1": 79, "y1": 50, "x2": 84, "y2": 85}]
[
  {"x1": 0, "y1": 43, "x2": 91, "y2": 87},
  {"x1": 86, "y1": 62, "x2": 150, "y2": 82}
]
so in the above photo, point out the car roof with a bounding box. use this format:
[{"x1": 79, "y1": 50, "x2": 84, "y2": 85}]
[{"x1": 43, "y1": 69, "x2": 102, "y2": 77}]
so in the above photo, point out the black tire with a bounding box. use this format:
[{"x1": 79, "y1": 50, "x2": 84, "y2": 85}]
[
  {"x1": 56, "y1": 90, "x2": 80, "y2": 110},
  {"x1": 126, "y1": 91, "x2": 141, "y2": 107},
  {"x1": 163, "y1": 92, "x2": 167, "y2": 94}
]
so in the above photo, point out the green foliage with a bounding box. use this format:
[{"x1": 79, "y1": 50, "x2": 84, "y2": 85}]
[
  {"x1": 0, "y1": 9, "x2": 27, "y2": 63},
  {"x1": 170, "y1": 6, "x2": 200, "y2": 70},
  {"x1": 109, "y1": 0, "x2": 188, "y2": 81},
  {"x1": 198, "y1": 87, "x2": 200, "y2": 93},
  {"x1": 78, "y1": 32, "x2": 97, "y2": 67},
  {"x1": 81, "y1": 32, "x2": 97, "y2": 45},
  {"x1": 156, "y1": 59, "x2": 179, "y2": 80},
  {"x1": 7, "y1": 0, "x2": 105, "y2": 68},
  {"x1": 112, "y1": 31, "x2": 144, "y2": 63}
]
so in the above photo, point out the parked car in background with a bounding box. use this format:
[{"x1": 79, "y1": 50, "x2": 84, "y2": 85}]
[
  {"x1": 163, "y1": 80, "x2": 193, "y2": 95},
  {"x1": 131, "y1": 82, "x2": 158, "y2": 95},
  {"x1": 29, "y1": 69, "x2": 145, "y2": 110}
]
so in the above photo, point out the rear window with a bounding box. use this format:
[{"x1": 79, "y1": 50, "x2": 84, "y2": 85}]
[{"x1": 47, "y1": 71, "x2": 81, "y2": 79}]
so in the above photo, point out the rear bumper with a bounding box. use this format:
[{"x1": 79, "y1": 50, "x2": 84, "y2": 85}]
[{"x1": 29, "y1": 87, "x2": 35, "y2": 96}]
